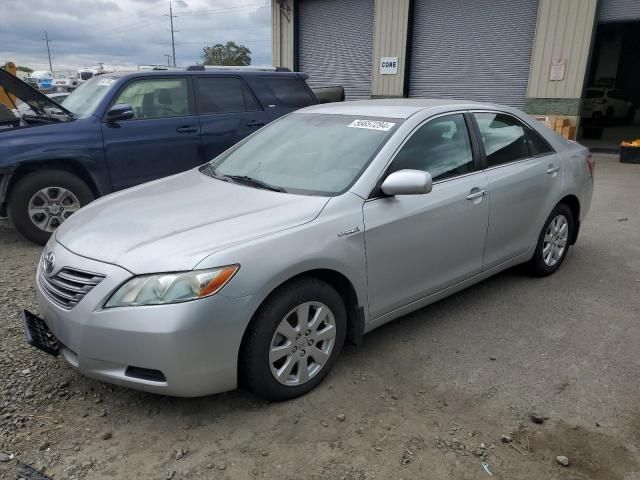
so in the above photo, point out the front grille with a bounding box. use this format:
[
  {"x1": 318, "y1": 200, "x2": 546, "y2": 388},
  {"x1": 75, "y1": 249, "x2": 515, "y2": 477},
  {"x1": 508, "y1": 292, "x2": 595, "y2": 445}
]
[{"x1": 39, "y1": 266, "x2": 105, "y2": 310}]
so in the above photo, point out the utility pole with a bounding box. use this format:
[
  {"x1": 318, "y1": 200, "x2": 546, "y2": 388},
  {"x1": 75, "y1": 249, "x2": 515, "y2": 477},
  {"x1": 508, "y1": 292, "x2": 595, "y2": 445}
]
[
  {"x1": 43, "y1": 31, "x2": 53, "y2": 72},
  {"x1": 167, "y1": 2, "x2": 177, "y2": 67},
  {"x1": 164, "y1": 54, "x2": 172, "y2": 66}
]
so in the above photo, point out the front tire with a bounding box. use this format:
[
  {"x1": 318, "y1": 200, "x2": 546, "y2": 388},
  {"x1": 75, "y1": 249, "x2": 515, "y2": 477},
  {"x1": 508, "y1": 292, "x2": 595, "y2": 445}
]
[
  {"x1": 528, "y1": 203, "x2": 574, "y2": 277},
  {"x1": 241, "y1": 278, "x2": 347, "y2": 401},
  {"x1": 8, "y1": 170, "x2": 94, "y2": 245}
]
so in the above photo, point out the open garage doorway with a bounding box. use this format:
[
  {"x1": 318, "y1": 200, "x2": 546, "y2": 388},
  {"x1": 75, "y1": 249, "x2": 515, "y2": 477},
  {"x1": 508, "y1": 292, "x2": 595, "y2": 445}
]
[{"x1": 579, "y1": 21, "x2": 640, "y2": 151}]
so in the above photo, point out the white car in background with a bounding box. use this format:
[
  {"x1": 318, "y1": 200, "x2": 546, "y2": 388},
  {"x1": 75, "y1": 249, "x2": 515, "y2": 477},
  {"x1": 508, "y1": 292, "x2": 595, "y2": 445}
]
[
  {"x1": 582, "y1": 87, "x2": 635, "y2": 124},
  {"x1": 53, "y1": 73, "x2": 79, "y2": 92}
]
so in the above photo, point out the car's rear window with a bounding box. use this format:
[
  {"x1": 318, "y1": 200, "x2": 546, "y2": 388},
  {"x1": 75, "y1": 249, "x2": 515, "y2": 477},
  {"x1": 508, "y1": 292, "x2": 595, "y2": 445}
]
[
  {"x1": 585, "y1": 89, "x2": 603, "y2": 99},
  {"x1": 261, "y1": 76, "x2": 316, "y2": 108}
]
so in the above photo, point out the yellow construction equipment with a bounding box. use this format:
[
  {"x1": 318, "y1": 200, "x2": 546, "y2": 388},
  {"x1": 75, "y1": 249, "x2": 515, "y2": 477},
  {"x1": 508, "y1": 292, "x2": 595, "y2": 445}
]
[{"x1": 0, "y1": 61, "x2": 18, "y2": 109}]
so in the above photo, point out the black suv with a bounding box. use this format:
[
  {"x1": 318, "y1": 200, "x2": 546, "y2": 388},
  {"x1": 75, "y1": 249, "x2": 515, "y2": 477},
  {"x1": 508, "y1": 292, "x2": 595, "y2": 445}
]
[{"x1": 0, "y1": 68, "x2": 324, "y2": 243}]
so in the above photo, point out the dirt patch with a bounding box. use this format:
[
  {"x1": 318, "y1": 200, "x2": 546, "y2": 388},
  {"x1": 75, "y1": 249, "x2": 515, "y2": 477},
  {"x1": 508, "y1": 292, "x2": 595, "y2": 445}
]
[{"x1": 513, "y1": 422, "x2": 639, "y2": 480}]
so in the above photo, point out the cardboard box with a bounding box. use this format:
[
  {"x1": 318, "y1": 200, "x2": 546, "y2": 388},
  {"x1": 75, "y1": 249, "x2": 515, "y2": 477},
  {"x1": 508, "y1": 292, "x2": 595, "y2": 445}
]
[{"x1": 560, "y1": 125, "x2": 577, "y2": 140}]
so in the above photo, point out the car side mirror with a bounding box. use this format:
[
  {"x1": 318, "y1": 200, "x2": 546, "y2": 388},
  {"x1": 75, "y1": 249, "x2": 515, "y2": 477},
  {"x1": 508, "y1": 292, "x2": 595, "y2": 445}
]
[
  {"x1": 106, "y1": 103, "x2": 134, "y2": 122},
  {"x1": 381, "y1": 169, "x2": 433, "y2": 196}
]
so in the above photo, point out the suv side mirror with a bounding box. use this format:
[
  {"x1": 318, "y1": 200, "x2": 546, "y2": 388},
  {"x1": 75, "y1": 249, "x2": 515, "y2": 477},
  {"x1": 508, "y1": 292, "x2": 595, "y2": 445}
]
[
  {"x1": 381, "y1": 169, "x2": 432, "y2": 196},
  {"x1": 106, "y1": 103, "x2": 134, "y2": 122}
]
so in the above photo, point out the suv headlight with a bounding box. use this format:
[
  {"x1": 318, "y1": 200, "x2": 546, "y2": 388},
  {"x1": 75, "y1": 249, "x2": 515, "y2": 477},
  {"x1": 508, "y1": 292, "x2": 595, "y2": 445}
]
[{"x1": 104, "y1": 265, "x2": 239, "y2": 308}]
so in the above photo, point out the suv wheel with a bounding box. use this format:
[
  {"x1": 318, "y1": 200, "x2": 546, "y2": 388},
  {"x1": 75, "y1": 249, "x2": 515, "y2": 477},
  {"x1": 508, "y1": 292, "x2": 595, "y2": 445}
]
[
  {"x1": 241, "y1": 278, "x2": 346, "y2": 401},
  {"x1": 528, "y1": 203, "x2": 574, "y2": 277},
  {"x1": 8, "y1": 170, "x2": 94, "y2": 245},
  {"x1": 626, "y1": 107, "x2": 636, "y2": 125}
]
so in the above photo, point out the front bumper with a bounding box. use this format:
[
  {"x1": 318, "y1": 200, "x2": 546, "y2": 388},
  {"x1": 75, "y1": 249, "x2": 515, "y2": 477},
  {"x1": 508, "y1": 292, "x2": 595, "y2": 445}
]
[{"x1": 34, "y1": 241, "x2": 254, "y2": 397}]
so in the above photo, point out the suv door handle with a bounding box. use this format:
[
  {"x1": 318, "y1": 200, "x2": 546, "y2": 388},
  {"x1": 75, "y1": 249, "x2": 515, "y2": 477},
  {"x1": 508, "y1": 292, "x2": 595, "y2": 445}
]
[
  {"x1": 176, "y1": 126, "x2": 198, "y2": 133},
  {"x1": 246, "y1": 120, "x2": 265, "y2": 127},
  {"x1": 546, "y1": 164, "x2": 561, "y2": 175},
  {"x1": 466, "y1": 189, "x2": 487, "y2": 200}
]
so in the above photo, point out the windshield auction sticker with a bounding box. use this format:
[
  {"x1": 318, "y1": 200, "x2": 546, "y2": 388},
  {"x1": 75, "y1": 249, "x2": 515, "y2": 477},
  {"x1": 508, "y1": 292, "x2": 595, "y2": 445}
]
[
  {"x1": 96, "y1": 78, "x2": 115, "y2": 86},
  {"x1": 348, "y1": 119, "x2": 395, "y2": 131}
]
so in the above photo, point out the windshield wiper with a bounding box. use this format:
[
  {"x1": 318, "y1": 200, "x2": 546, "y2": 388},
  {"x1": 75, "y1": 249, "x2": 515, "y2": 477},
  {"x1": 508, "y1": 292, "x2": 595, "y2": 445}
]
[{"x1": 223, "y1": 175, "x2": 287, "y2": 193}]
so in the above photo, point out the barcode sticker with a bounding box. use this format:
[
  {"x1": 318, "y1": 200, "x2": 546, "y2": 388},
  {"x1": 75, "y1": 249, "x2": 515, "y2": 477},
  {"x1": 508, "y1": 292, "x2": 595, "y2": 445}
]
[
  {"x1": 96, "y1": 78, "x2": 115, "y2": 86},
  {"x1": 348, "y1": 119, "x2": 395, "y2": 131}
]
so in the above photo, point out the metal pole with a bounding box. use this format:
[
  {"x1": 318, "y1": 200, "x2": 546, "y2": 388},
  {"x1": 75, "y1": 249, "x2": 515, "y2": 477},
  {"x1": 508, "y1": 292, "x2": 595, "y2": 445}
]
[
  {"x1": 44, "y1": 31, "x2": 53, "y2": 72},
  {"x1": 165, "y1": 54, "x2": 172, "y2": 66},
  {"x1": 169, "y1": 2, "x2": 176, "y2": 67}
]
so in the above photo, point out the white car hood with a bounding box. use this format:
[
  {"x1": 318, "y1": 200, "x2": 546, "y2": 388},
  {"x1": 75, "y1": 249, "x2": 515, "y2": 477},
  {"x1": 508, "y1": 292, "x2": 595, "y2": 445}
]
[{"x1": 55, "y1": 169, "x2": 329, "y2": 273}]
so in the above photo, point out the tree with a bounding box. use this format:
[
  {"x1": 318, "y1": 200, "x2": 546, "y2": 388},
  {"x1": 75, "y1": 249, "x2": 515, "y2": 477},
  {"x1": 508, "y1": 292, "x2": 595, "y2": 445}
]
[
  {"x1": 16, "y1": 66, "x2": 33, "y2": 74},
  {"x1": 201, "y1": 41, "x2": 251, "y2": 66}
]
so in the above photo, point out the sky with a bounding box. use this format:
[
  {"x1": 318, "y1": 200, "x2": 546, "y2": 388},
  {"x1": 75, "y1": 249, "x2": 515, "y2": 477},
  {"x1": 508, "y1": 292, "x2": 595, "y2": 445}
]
[{"x1": 0, "y1": 0, "x2": 272, "y2": 73}]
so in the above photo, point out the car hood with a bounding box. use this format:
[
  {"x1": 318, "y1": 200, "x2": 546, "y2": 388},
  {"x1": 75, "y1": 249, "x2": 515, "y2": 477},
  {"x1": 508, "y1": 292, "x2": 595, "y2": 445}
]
[
  {"x1": 0, "y1": 68, "x2": 74, "y2": 119},
  {"x1": 55, "y1": 169, "x2": 330, "y2": 273}
]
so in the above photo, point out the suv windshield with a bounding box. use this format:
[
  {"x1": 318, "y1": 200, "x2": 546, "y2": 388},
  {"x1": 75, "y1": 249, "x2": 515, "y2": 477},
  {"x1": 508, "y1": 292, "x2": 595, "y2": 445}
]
[
  {"x1": 585, "y1": 89, "x2": 603, "y2": 99},
  {"x1": 207, "y1": 113, "x2": 401, "y2": 195},
  {"x1": 63, "y1": 77, "x2": 116, "y2": 118}
]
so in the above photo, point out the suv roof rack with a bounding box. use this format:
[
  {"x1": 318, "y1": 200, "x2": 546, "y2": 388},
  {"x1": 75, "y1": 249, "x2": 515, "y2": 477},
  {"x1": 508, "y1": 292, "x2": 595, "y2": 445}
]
[{"x1": 186, "y1": 65, "x2": 291, "y2": 72}]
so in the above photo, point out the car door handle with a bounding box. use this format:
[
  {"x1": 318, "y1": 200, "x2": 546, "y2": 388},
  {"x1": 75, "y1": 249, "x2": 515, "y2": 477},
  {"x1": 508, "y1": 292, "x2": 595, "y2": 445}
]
[
  {"x1": 546, "y1": 165, "x2": 561, "y2": 174},
  {"x1": 246, "y1": 120, "x2": 265, "y2": 127},
  {"x1": 176, "y1": 126, "x2": 198, "y2": 133},
  {"x1": 466, "y1": 189, "x2": 487, "y2": 200}
]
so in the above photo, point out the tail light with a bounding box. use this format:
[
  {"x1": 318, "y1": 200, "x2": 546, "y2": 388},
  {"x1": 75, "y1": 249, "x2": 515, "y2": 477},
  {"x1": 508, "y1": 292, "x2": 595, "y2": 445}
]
[{"x1": 586, "y1": 152, "x2": 595, "y2": 178}]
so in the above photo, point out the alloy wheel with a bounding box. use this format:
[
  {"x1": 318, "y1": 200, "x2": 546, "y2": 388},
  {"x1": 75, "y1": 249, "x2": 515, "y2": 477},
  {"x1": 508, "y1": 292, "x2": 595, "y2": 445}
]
[
  {"x1": 28, "y1": 187, "x2": 81, "y2": 232},
  {"x1": 269, "y1": 301, "x2": 337, "y2": 386},
  {"x1": 542, "y1": 214, "x2": 569, "y2": 267}
]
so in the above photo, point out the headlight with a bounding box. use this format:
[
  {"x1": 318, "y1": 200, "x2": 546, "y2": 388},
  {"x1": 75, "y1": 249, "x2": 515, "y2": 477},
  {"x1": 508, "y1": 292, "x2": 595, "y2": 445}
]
[{"x1": 104, "y1": 265, "x2": 239, "y2": 308}]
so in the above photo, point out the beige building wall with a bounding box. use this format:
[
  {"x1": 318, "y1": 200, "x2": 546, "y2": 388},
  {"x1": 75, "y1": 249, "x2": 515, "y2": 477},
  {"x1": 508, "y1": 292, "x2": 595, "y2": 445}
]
[
  {"x1": 371, "y1": 0, "x2": 410, "y2": 98},
  {"x1": 272, "y1": 0, "x2": 295, "y2": 70},
  {"x1": 526, "y1": 0, "x2": 598, "y2": 115}
]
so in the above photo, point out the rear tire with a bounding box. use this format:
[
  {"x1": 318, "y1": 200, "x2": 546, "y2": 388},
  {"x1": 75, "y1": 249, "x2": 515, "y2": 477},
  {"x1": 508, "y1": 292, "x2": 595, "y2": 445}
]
[
  {"x1": 626, "y1": 107, "x2": 636, "y2": 125},
  {"x1": 527, "y1": 203, "x2": 574, "y2": 277},
  {"x1": 241, "y1": 278, "x2": 347, "y2": 401},
  {"x1": 605, "y1": 107, "x2": 614, "y2": 126},
  {"x1": 8, "y1": 170, "x2": 94, "y2": 245}
]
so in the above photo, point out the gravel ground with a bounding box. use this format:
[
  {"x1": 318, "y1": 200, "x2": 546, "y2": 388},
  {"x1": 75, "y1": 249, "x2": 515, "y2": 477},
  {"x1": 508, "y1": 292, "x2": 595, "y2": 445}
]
[{"x1": 1, "y1": 153, "x2": 639, "y2": 480}]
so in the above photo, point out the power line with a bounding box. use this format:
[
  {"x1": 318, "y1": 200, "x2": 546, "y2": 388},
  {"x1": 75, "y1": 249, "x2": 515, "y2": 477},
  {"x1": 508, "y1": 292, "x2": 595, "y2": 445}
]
[{"x1": 174, "y1": 3, "x2": 268, "y2": 17}]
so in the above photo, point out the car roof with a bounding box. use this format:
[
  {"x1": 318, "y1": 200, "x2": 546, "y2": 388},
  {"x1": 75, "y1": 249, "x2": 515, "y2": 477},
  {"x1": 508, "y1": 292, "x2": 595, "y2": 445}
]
[
  {"x1": 298, "y1": 98, "x2": 504, "y2": 119},
  {"x1": 98, "y1": 70, "x2": 303, "y2": 81}
]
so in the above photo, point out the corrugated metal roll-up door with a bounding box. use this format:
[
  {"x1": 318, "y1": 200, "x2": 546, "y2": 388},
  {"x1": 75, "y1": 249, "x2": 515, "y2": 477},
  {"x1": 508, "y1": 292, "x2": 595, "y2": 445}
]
[
  {"x1": 409, "y1": 0, "x2": 539, "y2": 108},
  {"x1": 297, "y1": 0, "x2": 374, "y2": 100},
  {"x1": 599, "y1": 0, "x2": 640, "y2": 23}
]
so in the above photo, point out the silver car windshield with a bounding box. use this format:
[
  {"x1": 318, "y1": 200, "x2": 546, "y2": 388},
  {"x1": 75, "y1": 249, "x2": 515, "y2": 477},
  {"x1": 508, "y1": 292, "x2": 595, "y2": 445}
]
[
  {"x1": 63, "y1": 77, "x2": 115, "y2": 118},
  {"x1": 208, "y1": 113, "x2": 402, "y2": 195}
]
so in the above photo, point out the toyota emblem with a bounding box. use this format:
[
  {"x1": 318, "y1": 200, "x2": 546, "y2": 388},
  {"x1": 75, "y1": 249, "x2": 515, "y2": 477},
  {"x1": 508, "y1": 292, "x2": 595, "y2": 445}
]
[{"x1": 44, "y1": 252, "x2": 56, "y2": 275}]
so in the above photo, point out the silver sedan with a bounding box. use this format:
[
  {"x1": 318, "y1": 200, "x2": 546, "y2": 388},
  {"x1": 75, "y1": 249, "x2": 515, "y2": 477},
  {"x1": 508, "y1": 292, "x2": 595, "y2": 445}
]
[{"x1": 24, "y1": 99, "x2": 594, "y2": 400}]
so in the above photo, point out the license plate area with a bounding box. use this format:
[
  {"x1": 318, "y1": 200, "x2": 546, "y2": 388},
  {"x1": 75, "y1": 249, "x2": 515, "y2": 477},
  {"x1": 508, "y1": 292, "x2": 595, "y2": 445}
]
[{"x1": 21, "y1": 310, "x2": 60, "y2": 357}]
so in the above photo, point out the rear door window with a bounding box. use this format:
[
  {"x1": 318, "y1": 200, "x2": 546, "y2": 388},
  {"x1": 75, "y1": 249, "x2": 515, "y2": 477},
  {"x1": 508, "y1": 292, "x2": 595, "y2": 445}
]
[
  {"x1": 261, "y1": 76, "x2": 315, "y2": 108},
  {"x1": 195, "y1": 77, "x2": 261, "y2": 114},
  {"x1": 474, "y1": 113, "x2": 530, "y2": 167},
  {"x1": 525, "y1": 126, "x2": 554, "y2": 157}
]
